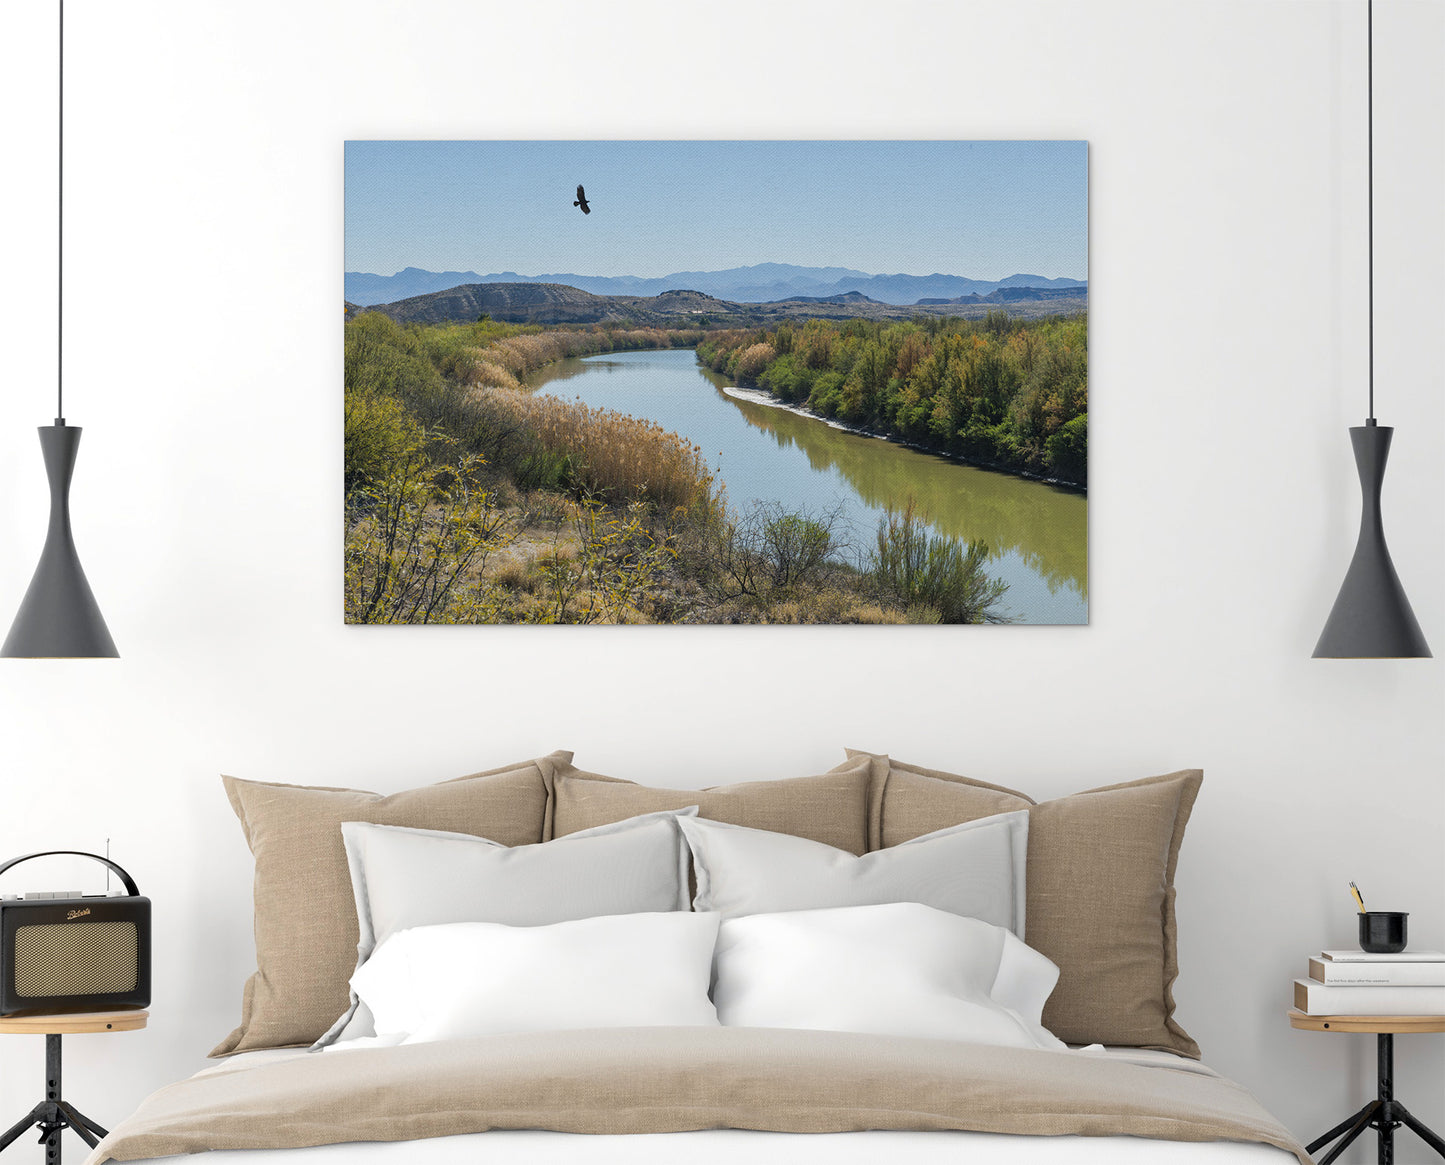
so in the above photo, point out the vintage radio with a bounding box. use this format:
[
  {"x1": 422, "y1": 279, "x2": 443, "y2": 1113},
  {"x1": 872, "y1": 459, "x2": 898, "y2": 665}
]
[{"x1": 0, "y1": 851, "x2": 150, "y2": 1016}]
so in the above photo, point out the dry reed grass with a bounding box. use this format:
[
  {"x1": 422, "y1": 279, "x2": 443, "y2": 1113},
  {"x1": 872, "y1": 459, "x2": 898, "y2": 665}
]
[
  {"x1": 479, "y1": 388, "x2": 719, "y2": 518},
  {"x1": 457, "y1": 328, "x2": 704, "y2": 392}
]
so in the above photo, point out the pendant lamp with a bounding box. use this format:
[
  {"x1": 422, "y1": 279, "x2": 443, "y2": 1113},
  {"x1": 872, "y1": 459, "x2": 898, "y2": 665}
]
[
  {"x1": 2, "y1": 0, "x2": 118, "y2": 658},
  {"x1": 1313, "y1": 0, "x2": 1431, "y2": 659}
]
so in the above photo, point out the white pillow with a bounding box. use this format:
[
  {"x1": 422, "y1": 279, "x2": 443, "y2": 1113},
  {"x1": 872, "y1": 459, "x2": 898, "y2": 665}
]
[
  {"x1": 352, "y1": 912, "x2": 722, "y2": 1043},
  {"x1": 678, "y1": 811, "x2": 1027, "y2": 935},
  {"x1": 318, "y1": 808, "x2": 698, "y2": 1046},
  {"x1": 713, "y1": 902, "x2": 1064, "y2": 1051}
]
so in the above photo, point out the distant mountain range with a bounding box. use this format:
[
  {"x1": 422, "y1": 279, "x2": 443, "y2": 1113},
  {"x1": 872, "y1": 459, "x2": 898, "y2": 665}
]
[
  {"x1": 344, "y1": 263, "x2": 1086, "y2": 308},
  {"x1": 346, "y1": 281, "x2": 1088, "y2": 329}
]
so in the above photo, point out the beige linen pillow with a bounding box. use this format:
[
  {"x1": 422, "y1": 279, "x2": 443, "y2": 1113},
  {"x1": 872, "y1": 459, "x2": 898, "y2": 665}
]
[
  {"x1": 843, "y1": 751, "x2": 1034, "y2": 852},
  {"x1": 214, "y1": 752, "x2": 563, "y2": 1056},
  {"x1": 549, "y1": 754, "x2": 872, "y2": 855},
  {"x1": 851, "y1": 749, "x2": 1202, "y2": 1057}
]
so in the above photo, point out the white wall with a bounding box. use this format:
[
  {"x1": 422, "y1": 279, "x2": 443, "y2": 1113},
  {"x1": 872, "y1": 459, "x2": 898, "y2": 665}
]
[{"x1": 0, "y1": 1, "x2": 1440, "y2": 1160}]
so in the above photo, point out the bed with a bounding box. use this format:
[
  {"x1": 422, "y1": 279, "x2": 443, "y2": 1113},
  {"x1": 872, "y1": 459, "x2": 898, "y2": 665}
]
[{"x1": 84, "y1": 750, "x2": 1309, "y2": 1164}]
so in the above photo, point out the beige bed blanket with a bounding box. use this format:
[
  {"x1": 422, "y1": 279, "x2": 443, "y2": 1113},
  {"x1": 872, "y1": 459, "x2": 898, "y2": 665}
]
[{"x1": 89, "y1": 1027, "x2": 1309, "y2": 1163}]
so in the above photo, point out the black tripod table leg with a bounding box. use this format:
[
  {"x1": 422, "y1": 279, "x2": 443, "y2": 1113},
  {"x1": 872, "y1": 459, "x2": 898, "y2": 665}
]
[
  {"x1": 54, "y1": 1103, "x2": 100, "y2": 1150},
  {"x1": 59, "y1": 1102, "x2": 108, "y2": 1141},
  {"x1": 0, "y1": 1104, "x2": 47, "y2": 1153},
  {"x1": 1376, "y1": 1033, "x2": 1397, "y2": 1165},
  {"x1": 1318, "y1": 1101, "x2": 1380, "y2": 1165},
  {"x1": 1394, "y1": 1103, "x2": 1445, "y2": 1159},
  {"x1": 58, "y1": 1110, "x2": 106, "y2": 1144},
  {"x1": 1307, "y1": 1100, "x2": 1377, "y2": 1154}
]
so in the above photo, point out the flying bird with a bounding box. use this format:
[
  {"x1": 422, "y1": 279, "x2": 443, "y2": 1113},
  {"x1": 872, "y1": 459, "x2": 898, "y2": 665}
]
[{"x1": 573, "y1": 184, "x2": 591, "y2": 215}]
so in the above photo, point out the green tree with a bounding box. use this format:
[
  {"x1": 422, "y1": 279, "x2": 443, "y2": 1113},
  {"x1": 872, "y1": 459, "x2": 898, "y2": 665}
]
[{"x1": 1045, "y1": 413, "x2": 1088, "y2": 483}]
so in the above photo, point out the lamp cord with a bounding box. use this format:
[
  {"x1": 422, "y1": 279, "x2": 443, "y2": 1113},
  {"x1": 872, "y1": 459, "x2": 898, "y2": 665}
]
[
  {"x1": 42, "y1": 4, "x2": 1375, "y2": 433},
  {"x1": 57, "y1": 0, "x2": 64, "y2": 425},
  {"x1": 1364, "y1": 0, "x2": 1375, "y2": 424}
]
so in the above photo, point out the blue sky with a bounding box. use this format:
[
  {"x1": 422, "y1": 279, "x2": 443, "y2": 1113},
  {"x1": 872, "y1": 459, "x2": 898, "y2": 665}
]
[{"x1": 345, "y1": 141, "x2": 1087, "y2": 280}]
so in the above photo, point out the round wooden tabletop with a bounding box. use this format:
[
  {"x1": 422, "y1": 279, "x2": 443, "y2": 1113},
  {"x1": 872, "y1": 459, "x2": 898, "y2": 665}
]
[
  {"x1": 0, "y1": 1010, "x2": 148, "y2": 1035},
  {"x1": 1288, "y1": 1008, "x2": 1445, "y2": 1034}
]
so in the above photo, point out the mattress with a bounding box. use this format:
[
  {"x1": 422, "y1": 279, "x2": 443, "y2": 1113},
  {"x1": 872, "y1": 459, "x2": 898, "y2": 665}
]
[{"x1": 95, "y1": 1042, "x2": 1301, "y2": 1165}]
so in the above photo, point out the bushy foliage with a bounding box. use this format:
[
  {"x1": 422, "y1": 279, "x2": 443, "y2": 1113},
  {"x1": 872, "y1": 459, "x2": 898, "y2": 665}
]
[
  {"x1": 529, "y1": 497, "x2": 672, "y2": 625},
  {"x1": 344, "y1": 388, "x2": 424, "y2": 491},
  {"x1": 733, "y1": 342, "x2": 775, "y2": 384},
  {"x1": 1045, "y1": 413, "x2": 1087, "y2": 482},
  {"x1": 870, "y1": 500, "x2": 1012, "y2": 624},
  {"x1": 344, "y1": 440, "x2": 512, "y2": 624},
  {"x1": 756, "y1": 353, "x2": 811, "y2": 402},
  {"x1": 701, "y1": 501, "x2": 848, "y2": 606},
  {"x1": 700, "y1": 314, "x2": 1087, "y2": 486},
  {"x1": 761, "y1": 511, "x2": 838, "y2": 590}
]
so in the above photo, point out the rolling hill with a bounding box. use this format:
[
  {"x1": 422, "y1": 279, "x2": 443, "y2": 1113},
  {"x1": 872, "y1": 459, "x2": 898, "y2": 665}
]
[
  {"x1": 344, "y1": 263, "x2": 1086, "y2": 308},
  {"x1": 348, "y1": 281, "x2": 1087, "y2": 328}
]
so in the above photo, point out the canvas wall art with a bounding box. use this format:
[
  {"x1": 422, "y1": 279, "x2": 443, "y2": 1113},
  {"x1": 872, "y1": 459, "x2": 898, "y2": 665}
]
[{"x1": 344, "y1": 141, "x2": 1087, "y2": 625}]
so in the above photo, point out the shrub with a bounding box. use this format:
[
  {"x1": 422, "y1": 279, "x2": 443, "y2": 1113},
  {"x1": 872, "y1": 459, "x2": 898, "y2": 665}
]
[
  {"x1": 529, "y1": 498, "x2": 671, "y2": 624},
  {"x1": 761, "y1": 510, "x2": 842, "y2": 590},
  {"x1": 343, "y1": 313, "x2": 447, "y2": 413},
  {"x1": 808, "y1": 371, "x2": 845, "y2": 416},
  {"x1": 344, "y1": 388, "x2": 424, "y2": 490},
  {"x1": 703, "y1": 502, "x2": 847, "y2": 602},
  {"x1": 344, "y1": 442, "x2": 513, "y2": 624},
  {"x1": 870, "y1": 500, "x2": 1011, "y2": 624},
  {"x1": 733, "y1": 342, "x2": 775, "y2": 384},
  {"x1": 757, "y1": 353, "x2": 801, "y2": 400}
]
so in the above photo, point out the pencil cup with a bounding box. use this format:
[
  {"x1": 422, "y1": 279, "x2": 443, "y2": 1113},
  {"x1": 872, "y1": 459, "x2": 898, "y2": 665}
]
[{"x1": 1358, "y1": 911, "x2": 1408, "y2": 954}]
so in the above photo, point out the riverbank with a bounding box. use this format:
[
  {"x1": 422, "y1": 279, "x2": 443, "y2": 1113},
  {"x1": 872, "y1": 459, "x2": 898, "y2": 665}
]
[
  {"x1": 717, "y1": 379, "x2": 1087, "y2": 495},
  {"x1": 696, "y1": 314, "x2": 1087, "y2": 489}
]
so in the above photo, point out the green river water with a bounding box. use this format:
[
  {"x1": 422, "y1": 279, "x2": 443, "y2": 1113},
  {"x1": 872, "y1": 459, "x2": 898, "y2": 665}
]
[{"x1": 527, "y1": 348, "x2": 1086, "y2": 624}]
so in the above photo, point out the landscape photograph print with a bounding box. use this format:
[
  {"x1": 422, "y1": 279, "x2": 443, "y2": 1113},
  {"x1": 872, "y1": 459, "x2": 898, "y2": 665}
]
[{"x1": 344, "y1": 141, "x2": 1088, "y2": 625}]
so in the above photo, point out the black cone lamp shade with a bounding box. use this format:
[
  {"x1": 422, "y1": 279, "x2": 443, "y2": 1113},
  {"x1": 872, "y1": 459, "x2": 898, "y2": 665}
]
[
  {"x1": 1312, "y1": 0, "x2": 1432, "y2": 659},
  {"x1": 3, "y1": 0, "x2": 118, "y2": 659},
  {"x1": 1313, "y1": 422, "x2": 1430, "y2": 658},
  {"x1": 2, "y1": 423, "x2": 118, "y2": 658}
]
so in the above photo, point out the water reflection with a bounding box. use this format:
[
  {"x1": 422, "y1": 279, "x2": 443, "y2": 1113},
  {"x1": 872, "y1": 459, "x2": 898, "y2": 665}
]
[
  {"x1": 526, "y1": 349, "x2": 1087, "y2": 623},
  {"x1": 714, "y1": 378, "x2": 1087, "y2": 600}
]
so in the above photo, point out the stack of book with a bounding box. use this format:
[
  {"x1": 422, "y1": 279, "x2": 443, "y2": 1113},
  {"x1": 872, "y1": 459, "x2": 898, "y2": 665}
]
[{"x1": 1294, "y1": 950, "x2": 1445, "y2": 1015}]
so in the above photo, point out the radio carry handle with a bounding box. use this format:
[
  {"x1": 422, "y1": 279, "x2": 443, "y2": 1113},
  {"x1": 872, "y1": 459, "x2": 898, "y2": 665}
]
[{"x1": 0, "y1": 851, "x2": 140, "y2": 897}]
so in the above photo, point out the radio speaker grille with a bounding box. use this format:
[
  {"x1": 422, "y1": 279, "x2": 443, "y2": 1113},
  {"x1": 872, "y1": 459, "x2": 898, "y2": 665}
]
[{"x1": 13, "y1": 922, "x2": 139, "y2": 996}]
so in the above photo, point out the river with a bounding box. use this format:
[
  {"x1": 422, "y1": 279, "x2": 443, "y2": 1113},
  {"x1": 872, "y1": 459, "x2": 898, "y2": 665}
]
[{"x1": 525, "y1": 348, "x2": 1087, "y2": 624}]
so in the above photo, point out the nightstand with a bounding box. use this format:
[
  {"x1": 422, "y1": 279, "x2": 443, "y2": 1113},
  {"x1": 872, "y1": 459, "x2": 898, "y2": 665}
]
[
  {"x1": 0, "y1": 1010, "x2": 148, "y2": 1163},
  {"x1": 1289, "y1": 1009, "x2": 1445, "y2": 1164}
]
